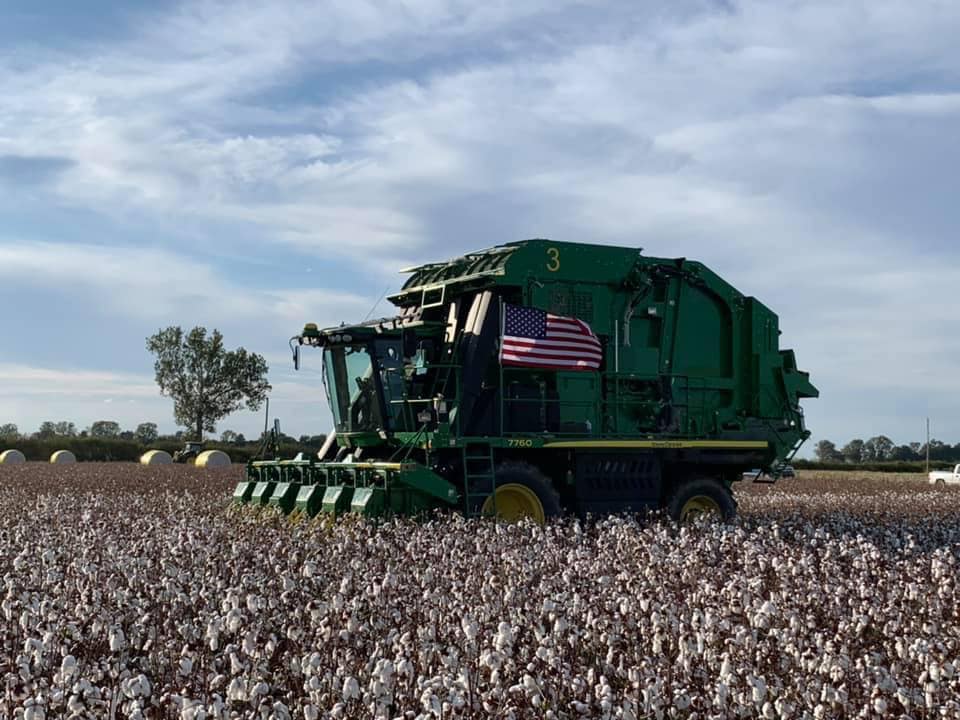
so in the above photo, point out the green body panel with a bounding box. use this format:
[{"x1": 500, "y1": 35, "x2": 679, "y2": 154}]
[
  {"x1": 232, "y1": 481, "x2": 255, "y2": 504},
  {"x1": 240, "y1": 238, "x2": 817, "y2": 519},
  {"x1": 295, "y1": 484, "x2": 326, "y2": 516},
  {"x1": 350, "y1": 487, "x2": 386, "y2": 517},
  {"x1": 322, "y1": 485, "x2": 353, "y2": 515},
  {"x1": 250, "y1": 481, "x2": 276, "y2": 506},
  {"x1": 267, "y1": 482, "x2": 300, "y2": 513}
]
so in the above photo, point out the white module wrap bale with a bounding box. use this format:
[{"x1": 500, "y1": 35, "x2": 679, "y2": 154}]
[
  {"x1": 196, "y1": 449, "x2": 231, "y2": 468},
  {"x1": 140, "y1": 449, "x2": 173, "y2": 466},
  {"x1": 50, "y1": 450, "x2": 77, "y2": 464},
  {"x1": 0, "y1": 449, "x2": 26, "y2": 464}
]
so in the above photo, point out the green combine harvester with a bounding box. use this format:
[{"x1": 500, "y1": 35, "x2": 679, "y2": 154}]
[{"x1": 234, "y1": 239, "x2": 817, "y2": 522}]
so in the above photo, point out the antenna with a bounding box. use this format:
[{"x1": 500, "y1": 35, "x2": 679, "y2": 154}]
[{"x1": 363, "y1": 285, "x2": 391, "y2": 322}]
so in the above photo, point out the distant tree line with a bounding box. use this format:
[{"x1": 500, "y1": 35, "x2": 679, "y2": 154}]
[
  {"x1": 815, "y1": 436, "x2": 960, "y2": 464},
  {"x1": 1, "y1": 421, "x2": 326, "y2": 448},
  {"x1": 0, "y1": 421, "x2": 326, "y2": 462},
  {"x1": 0, "y1": 421, "x2": 325, "y2": 447}
]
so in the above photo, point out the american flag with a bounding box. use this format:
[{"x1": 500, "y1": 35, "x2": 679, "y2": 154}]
[{"x1": 499, "y1": 303, "x2": 602, "y2": 371}]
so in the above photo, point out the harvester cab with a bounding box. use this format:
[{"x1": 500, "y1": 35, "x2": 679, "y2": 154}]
[{"x1": 236, "y1": 239, "x2": 818, "y2": 523}]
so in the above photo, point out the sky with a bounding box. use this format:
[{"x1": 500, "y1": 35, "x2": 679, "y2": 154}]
[{"x1": 1, "y1": 0, "x2": 958, "y2": 451}]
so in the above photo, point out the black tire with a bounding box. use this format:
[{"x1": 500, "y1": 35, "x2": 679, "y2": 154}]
[
  {"x1": 494, "y1": 462, "x2": 562, "y2": 518},
  {"x1": 666, "y1": 477, "x2": 736, "y2": 523},
  {"x1": 935, "y1": 478, "x2": 946, "y2": 487}
]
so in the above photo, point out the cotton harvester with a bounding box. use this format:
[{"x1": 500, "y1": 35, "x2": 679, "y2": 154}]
[{"x1": 234, "y1": 239, "x2": 817, "y2": 522}]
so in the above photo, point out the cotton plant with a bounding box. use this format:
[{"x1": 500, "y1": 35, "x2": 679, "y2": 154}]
[{"x1": 1, "y1": 464, "x2": 959, "y2": 718}]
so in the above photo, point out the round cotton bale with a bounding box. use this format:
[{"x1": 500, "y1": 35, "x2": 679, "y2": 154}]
[
  {"x1": 196, "y1": 449, "x2": 231, "y2": 468},
  {"x1": 0, "y1": 449, "x2": 26, "y2": 465},
  {"x1": 140, "y1": 449, "x2": 173, "y2": 466},
  {"x1": 50, "y1": 450, "x2": 77, "y2": 464}
]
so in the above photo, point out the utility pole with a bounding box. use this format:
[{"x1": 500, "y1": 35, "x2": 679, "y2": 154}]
[{"x1": 926, "y1": 417, "x2": 930, "y2": 473}]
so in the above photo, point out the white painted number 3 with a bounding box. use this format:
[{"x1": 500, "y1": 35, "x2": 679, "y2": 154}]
[{"x1": 546, "y1": 247, "x2": 560, "y2": 272}]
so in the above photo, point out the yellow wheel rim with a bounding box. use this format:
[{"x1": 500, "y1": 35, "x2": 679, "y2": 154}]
[
  {"x1": 680, "y1": 495, "x2": 722, "y2": 523},
  {"x1": 482, "y1": 483, "x2": 546, "y2": 524}
]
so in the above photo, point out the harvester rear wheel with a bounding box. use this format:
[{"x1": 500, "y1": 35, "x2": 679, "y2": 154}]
[
  {"x1": 483, "y1": 463, "x2": 561, "y2": 524},
  {"x1": 667, "y1": 478, "x2": 736, "y2": 523}
]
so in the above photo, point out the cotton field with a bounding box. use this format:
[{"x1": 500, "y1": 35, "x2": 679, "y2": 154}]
[{"x1": 1, "y1": 465, "x2": 958, "y2": 720}]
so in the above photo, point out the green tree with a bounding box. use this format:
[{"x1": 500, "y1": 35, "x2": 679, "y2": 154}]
[
  {"x1": 54, "y1": 421, "x2": 77, "y2": 437},
  {"x1": 146, "y1": 326, "x2": 271, "y2": 440},
  {"x1": 37, "y1": 421, "x2": 57, "y2": 439},
  {"x1": 890, "y1": 445, "x2": 917, "y2": 462},
  {"x1": 841, "y1": 438, "x2": 865, "y2": 464},
  {"x1": 863, "y1": 435, "x2": 895, "y2": 462},
  {"x1": 299, "y1": 434, "x2": 327, "y2": 448},
  {"x1": 135, "y1": 422, "x2": 159, "y2": 444},
  {"x1": 814, "y1": 439, "x2": 842, "y2": 462},
  {"x1": 220, "y1": 429, "x2": 239, "y2": 444},
  {"x1": 922, "y1": 439, "x2": 950, "y2": 462},
  {"x1": 0, "y1": 423, "x2": 18, "y2": 439},
  {"x1": 90, "y1": 420, "x2": 121, "y2": 438}
]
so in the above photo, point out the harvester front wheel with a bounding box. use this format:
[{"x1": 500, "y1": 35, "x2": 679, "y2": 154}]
[
  {"x1": 667, "y1": 478, "x2": 736, "y2": 524},
  {"x1": 483, "y1": 463, "x2": 561, "y2": 524}
]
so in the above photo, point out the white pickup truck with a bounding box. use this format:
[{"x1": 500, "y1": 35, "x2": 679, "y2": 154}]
[{"x1": 929, "y1": 464, "x2": 960, "y2": 486}]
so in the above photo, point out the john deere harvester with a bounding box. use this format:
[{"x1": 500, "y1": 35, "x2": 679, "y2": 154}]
[{"x1": 235, "y1": 239, "x2": 817, "y2": 522}]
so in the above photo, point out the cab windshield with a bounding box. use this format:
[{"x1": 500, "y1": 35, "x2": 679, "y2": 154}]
[{"x1": 322, "y1": 344, "x2": 383, "y2": 433}]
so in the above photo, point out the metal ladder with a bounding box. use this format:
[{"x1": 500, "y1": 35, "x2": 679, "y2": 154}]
[{"x1": 462, "y1": 444, "x2": 497, "y2": 516}]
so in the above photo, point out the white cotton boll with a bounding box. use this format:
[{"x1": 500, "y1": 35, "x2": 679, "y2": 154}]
[
  {"x1": 342, "y1": 676, "x2": 360, "y2": 702},
  {"x1": 420, "y1": 691, "x2": 442, "y2": 716},
  {"x1": 178, "y1": 657, "x2": 193, "y2": 676},
  {"x1": 180, "y1": 699, "x2": 203, "y2": 720},
  {"x1": 242, "y1": 632, "x2": 257, "y2": 656},
  {"x1": 226, "y1": 678, "x2": 245, "y2": 702},
  {"x1": 230, "y1": 652, "x2": 244, "y2": 675},
  {"x1": 303, "y1": 705, "x2": 319, "y2": 720},
  {"x1": 873, "y1": 697, "x2": 887, "y2": 714},
  {"x1": 749, "y1": 675, "x2": 767, "y2": 704},
  {"x1": 66, "y1": 695, "x2": 84, "y2": 714},
  {"x1": 251, "y1": 681, "x2": 269, "y2": 698},
  {"x1": 226, "y1": 609, "x2": 244, "y2": 634},
  {"x1": 494, "y1": 622, "x2": 514, "y2": 651},
  {"x1": 109, "y1": 627, "x2": 126, "y2": 652},
  {"x1": 461, "y1": 618, "x2": 479, "y2": 642},
  {"x1": 60, "y1": 655, "x2": 77, "y2": 680}
]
